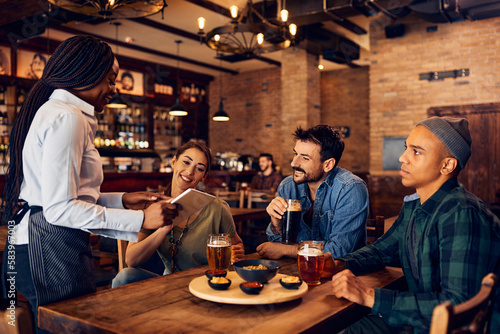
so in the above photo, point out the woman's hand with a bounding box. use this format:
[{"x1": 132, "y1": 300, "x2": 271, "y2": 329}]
[
  {"x1": 142, "y1": 200, "x2": 179, "y2": 230},
  {"x1": 122, "y1": 191, "x2": 170, "y2": 210},
  {"x1": 331, "y1": 269, "x2": 375, "y2": 308},
  {"x1": 231, "y1": 243, "x2": 245, "y2": 262}
]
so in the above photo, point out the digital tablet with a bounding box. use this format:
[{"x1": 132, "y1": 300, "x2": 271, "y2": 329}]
[{"x1": 170, "y1": 188, "x2": 216, "y2": 226}]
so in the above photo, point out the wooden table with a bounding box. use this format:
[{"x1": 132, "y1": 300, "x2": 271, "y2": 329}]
[{"x1": 38, "y1": 254, "x2": 405, "y2": 334}]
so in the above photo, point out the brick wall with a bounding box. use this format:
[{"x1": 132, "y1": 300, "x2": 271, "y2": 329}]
[
  {"x1": 208, "y1": 67, "x2": 284, "y2": 168},
  {"x1": 369, "y1": 14, "x2": 500, "y2": 175},
  {"x1": 320, "y1": 67, "x2": 370, "y2": 174}
]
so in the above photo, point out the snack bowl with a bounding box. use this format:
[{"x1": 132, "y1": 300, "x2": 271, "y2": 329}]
[
  {"x1": 279, "y1": 276, "x2": 303, "y2": 290},
  {"x1": 239, "y1": 281, "x2": 264, "y2": 295},
  {"x1": 233, "y1": 259, "x2": 281, "y2": 283},
  {"x1": 205, "y1": 269, "x2": 227, "y2": 279},
  {"x1": 208, "y1": 277, "x2": 231, "y2": 290}
]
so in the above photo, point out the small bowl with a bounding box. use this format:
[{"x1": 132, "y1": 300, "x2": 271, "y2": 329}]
[
  {"x1": 205, "y1": 269, "x2": 227, "y2": 279},
  {"x1": 233, "y1": 259, "x2": 281, "y2": 283},
  {"x1": 279, "y1": 277, "x2": 303, "y2": 290},
  {"x1": 208, "y1": 278, "x2": 231, "y2": 290},
  {"x1": 239, "y1": 282, "x2": 264, "y2": 295}
]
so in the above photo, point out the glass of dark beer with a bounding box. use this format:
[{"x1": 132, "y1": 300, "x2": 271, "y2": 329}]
[
  {"x1": 206, "y1": 233, "x2": 232, "y2": 271},
  {"x1": 282, "y1": 199, "x2": 301, "y2": 245},
  {"x1": 297, "y1": 241, "x2": 325, "y2": 285}
]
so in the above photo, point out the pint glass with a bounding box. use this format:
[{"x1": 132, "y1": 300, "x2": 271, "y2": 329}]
[
  {"x1": 206, "y1": 233, "x2": 232, "y2": 271},
  {"x1": 297, "y1": 241, "x2": 325, "y2": 285},
  {"x1": 282, "y1": 199, "x2": 301, "y2": 245}
]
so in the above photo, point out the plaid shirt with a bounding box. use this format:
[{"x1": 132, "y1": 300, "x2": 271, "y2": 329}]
[
  {"x1": 339, "y1": 178, "x2": 500, "y2": 332},
  {"x1": 250, "y1": 170, "x2": 283, "y2": 192}
]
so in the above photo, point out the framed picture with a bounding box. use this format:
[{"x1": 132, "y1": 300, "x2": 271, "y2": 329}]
[
  {"x1": 17, "y1": 49, "x2": 50, "y2": 80},
  {"x1": 116, "y1": 70, "x2": 144, "y2": 96},
  {"x1": 0, "y1": 45, "x2": 11, "y2": 76}
]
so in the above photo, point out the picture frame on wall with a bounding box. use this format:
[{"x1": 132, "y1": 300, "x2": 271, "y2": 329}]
[
  {"x1": 116, "y1": 69, "x2": 144, "y2": 96},
  {"x1": 17, "y1": 49, "x2": 51, "y2": 80},
  {"x1": 0, "y1": 45, "x2": 11, "y2": 76}
]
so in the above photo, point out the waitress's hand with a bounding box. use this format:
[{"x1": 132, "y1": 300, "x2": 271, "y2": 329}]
[
  {"x1": 122, "y1": 191, "x2": 170, "y2": 210},
  {"x1": 142, "y1": 200, "x2": 179, "y2": 230}
]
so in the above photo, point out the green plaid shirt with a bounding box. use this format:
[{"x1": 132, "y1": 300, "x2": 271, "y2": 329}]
[{"x1": 339, "y1": 178, "x2": 500, "y2": 332}]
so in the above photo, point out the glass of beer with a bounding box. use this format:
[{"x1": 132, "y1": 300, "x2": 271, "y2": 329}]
[
  {"x1": 297, "y1": 240, "x2": 325, "y2": 285},
  {"x1": 206, "y1": 233, "x2": 232, "y2": 271},
  {"x1": 282, "y1": 199, "x2": 301, "y2": 245}
]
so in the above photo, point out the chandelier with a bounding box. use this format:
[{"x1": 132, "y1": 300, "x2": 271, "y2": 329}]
[
  {"x1": 47, "y1": 0, "x2": 166, "y2": 19},
  {"x1": 197, "y1": 0, "x2": 297, "y2": 58}
]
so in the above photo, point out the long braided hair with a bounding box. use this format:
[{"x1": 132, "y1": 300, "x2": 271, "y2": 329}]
[{"x1": 2, "y1": 35, "x2": 115, "y2": 225}]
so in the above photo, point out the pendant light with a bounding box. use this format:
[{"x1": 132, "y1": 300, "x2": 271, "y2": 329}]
[
  {"x1": 212, "y1": 55, "x2": 229, "y2": 122},
  {"x1": 106, "y1": 22, "x2": 128, "y2": 109},
  {"x1": 169, "y1": 40, "x2": 188, "y2": 116}
]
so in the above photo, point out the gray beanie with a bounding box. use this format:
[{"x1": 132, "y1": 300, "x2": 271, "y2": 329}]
[{"x1": 417, "y1": 116, "x2": 472, "y2": 169}]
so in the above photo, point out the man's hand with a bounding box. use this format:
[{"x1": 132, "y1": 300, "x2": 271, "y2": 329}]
[
  {"x1": 266, "y1": 197, "x2": 288, "y2": 234},
  {"x1": 122, "y1": 191, "x2": 170, "y2": 210},
  {"x1": 331, "y1": 269, "x2": 375, "y2": 308},
  {"x1": 142, "y1": 200, "x2": 179, "y2": 230},
  {"x1": 256, "y1": 242, "x2": 297, "y2": 259}
]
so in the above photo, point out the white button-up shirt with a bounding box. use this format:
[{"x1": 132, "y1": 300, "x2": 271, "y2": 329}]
[{"x1": 13, "y1": 89, "x2": 143, "y2": 245}]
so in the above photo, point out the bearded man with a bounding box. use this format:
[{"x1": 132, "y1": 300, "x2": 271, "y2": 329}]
[{"x1": 257, "y1": 125, "x2": 369, "y2": 259}]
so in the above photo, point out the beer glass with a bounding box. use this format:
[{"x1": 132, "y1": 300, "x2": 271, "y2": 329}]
[
  {"x1": 206, "y1": 233, "x2": 232, "y2": 271},
  {"x1": 282, "y1": 199, "x2": 301, "y2": 245},
  {"x1": 297, "y1": 241, "x2": 325, "y2": 285}
]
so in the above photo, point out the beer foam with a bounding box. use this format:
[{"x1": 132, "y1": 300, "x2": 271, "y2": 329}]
[
  {"x1": 287, "y1": 200, "x2": 301, "y2": 212},
  {"x1": 208, "y1": 241, "x2": 230, "y2": 247},
  {"x1": 298, "y1": 247, "x2": 323, "y2": 256}
]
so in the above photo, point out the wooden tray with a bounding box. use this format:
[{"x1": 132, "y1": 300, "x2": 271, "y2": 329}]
[{"x1": 189, "y1": 271, "x2": 308, "y2": 305}]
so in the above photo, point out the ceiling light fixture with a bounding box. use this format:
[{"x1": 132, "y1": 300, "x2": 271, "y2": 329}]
[
  {"x1": 47, "y1": 0, "x2": 167, "y2": 19},
  {"x1": 212, "y1": 55, "x2": 229, "y2": 122},
  {"x1": 106, "y1": 22, "x2": 127, "y2": 109},
  {"x1": 169, "y1": 40, "x2": 188, "y2": 117},
  {"x1": 197, "y1": 0, "x2": 297, "y2": 59}
]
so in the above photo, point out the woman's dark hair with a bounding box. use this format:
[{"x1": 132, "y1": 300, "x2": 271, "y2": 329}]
[
  {"x1": 2, "y1": 35, "x2": 114, "y2": 224},
  {"x1": 174, "y1": 140, "x2": 212, "y2": 176},
  {"x1": 293, "y1": 125, "x2": 345, "y2": 167}
]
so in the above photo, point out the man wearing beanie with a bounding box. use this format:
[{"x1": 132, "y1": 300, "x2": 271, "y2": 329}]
[{"x1": 324, "y1": 116, "x2": 500, "y2": 333}]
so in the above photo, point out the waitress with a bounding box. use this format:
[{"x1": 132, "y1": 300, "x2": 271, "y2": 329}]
[{"x1": 1, "y1": 35, "x2": 178, "y2": 333}]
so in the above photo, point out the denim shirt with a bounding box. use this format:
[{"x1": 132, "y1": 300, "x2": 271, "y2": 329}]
[{"x1": 266, "y1": 167, "x2": 369, "y2": 258}]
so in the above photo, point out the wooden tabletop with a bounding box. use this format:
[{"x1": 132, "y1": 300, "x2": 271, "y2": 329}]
[{"x1": 38, "y1": 254, "x2": 404, "y2": 334}]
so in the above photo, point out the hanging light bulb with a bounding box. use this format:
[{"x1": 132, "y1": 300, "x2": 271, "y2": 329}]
[
  {"x1": 257, "y1": 33, "x2": 264, "y2": 45},
  {"x1": 197, "y1": 17, "x2": 206, "y2": 34},
  {"x1": 106, "y1": 22, "x2": 128, "y2": 109},
  {"x1": 280, "y1": 9, "x2": 289, "y2": 22},
  {"x1": 169, "y1": 40, "x2": 187, "y2": 116},
  {"x1": 230, "y1": 5, "x2": 238, "y2": 19},
  {"x1": 213, "y1": 55, "x2": 229, "y2": 122},
  {"x1": 214, "y1": 34, "x2": 220, "y2": 42},
  {"x1": 289, "y1": 23, "x2": 297, "y2": 37}
]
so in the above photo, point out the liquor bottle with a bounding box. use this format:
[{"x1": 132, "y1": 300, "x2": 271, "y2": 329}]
[{"x1": 0, "y1": 86, "x2": 5, "y2": 105}]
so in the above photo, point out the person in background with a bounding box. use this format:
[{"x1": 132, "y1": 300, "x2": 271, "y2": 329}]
[
  {"x1": 25, "y1": 53, "x2": 47, "y2": 80},
  {"x1": 328, "y1": 116, "x2": 500, "y2": 333},
  {"x1": 112, "y1": 141, "x2": 245, "y2": 287},
  {"x1": 257, "y1": 125, "x2": 369, "y2": 260},
  {"x1": 120, "y1": 71, "x2": 134, "y2": 91},
  {"x1": 249, "y1": 153, "x2": 283, "y2": 194},
  {"x1": 1, "y1": 35, "x2": 177, "y2": 333}
]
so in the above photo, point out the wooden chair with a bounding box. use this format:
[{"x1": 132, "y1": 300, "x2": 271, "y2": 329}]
[
  {"x1": 429, "y1": 273, "x2": 498, "y2": 334},
  {"x1": 366, "y1": 215, "x2": 385, "y2": 245},
  {"x1": 117, "y1": 239, "x2": 128, "y2": 271},
  {"x1": 215, "y1": 189, "x2": 244, "y2": 208},
  {"x1": 247, "y1": 191, "x2": 274, "y2": 209}
]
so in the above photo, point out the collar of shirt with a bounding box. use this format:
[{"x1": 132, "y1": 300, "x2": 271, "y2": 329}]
[
  {"x1": 418, "y1": 178, "x2": 460, "y2": 216},
  {"x1": 50, "y1": 89, "x2": 95, "y2": 117}
]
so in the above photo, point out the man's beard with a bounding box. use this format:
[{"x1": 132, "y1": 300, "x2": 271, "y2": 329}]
[{"x1": 292, "y1": 167, "x2": 324, "y2": 184}]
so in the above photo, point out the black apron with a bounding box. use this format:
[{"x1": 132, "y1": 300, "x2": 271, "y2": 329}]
[{"x1": 27, "y1": 206, "x2": 96, "y2": 308}]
